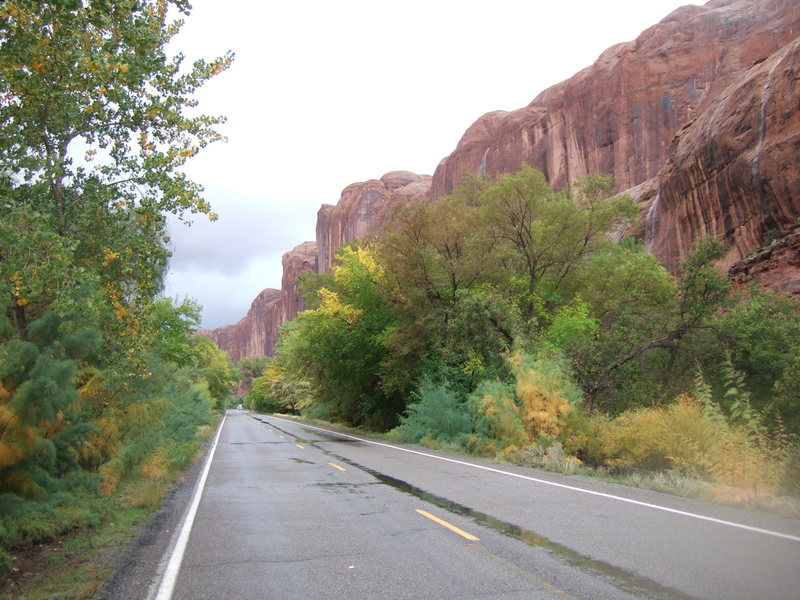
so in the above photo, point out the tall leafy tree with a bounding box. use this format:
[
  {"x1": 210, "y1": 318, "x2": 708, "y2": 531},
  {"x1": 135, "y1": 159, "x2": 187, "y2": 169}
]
[
  {"x1": 0, "y1": 0, "x2": 232, "y2": 337},
  {"x1": 283, "y1": 244, "x2": 402, "y2": 429},
  {"x1": 0, "y1": 2, "x2": 230, "y2": 569},
  {"x1": 481, "y1": 168, "x2": 639, "y2": 320},
  {"x1": 380, "y1": 175, "x2": 515, "y2": 395}
]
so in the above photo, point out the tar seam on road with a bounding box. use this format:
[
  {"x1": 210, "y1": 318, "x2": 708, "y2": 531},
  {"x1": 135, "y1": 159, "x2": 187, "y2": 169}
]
[
  {"x1": 267, "y1": 416, "x2": 800, "y2": 544},
  {"x1": 152, "y1": 412, "x2": 227, "y2": 600}
]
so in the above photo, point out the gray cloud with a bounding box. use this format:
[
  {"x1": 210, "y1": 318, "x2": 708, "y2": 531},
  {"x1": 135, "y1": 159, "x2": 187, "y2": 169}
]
[
  {"x1": 165, "y1": 256, "x2": 286, "y2": 330},
  {"x1": 167, "y1": 188, "x2": 318, "y2": 277}
]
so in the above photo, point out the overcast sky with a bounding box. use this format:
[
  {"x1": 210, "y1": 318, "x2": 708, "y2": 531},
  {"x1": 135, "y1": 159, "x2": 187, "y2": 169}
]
[{"x1": 163, "y1": 0, "x2": 695, "y2": 329}]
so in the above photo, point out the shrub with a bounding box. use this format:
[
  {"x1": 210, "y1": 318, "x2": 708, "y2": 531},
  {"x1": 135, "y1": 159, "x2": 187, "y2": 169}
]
[
  {"x1": 513, "y1": 439, "x2": 583, "y2": 474},
  {"x1": 559, "y1": 408, "x2": 610, "y2": 467},
  {"x1": 511, "y1": 349, "x2": 580, "y2": 439},
  {"x1": 392, "y1": 381, "x2": 474, "y2": 444},
  {"x1": 587, "y1": 393, "x2": 795, "y2": 495},
  {"x1": 468, "y1": 380, "x2": 527, "y2": 450},
  {"x1": 599, "y1": 396, "x2": 707, "y2": 471}
]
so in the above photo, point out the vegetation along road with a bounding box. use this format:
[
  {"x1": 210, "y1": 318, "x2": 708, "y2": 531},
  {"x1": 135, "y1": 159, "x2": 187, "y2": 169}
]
[{"x1": 106, "y1": 410, "x2": 800, "y2": 600}]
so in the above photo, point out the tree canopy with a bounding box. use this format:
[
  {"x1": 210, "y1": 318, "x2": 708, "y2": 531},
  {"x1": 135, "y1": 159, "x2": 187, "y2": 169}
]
[
  {"x1": 268, "y1": 167, "x2": 799, "y2": 498},
  {"x1": 0, "y1": 0, "x2": 235, "y2": 573}
]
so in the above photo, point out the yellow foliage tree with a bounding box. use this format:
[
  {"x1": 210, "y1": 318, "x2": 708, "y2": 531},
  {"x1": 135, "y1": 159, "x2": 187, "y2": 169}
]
[
  {"x1": 470, "y1": 381, "x2": 528, "y2": 452},
  {"x1": 510, "y1": 351, "x2": 577, "y2": 439}
]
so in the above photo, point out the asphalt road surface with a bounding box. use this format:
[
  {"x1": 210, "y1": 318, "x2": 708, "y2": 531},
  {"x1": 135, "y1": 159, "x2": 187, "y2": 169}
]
[{"x1": 103, "y1": 410, "x2": 800, "y2": 599}]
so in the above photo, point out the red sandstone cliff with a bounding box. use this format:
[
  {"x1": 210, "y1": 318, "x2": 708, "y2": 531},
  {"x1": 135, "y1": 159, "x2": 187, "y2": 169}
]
[
  {"x1": 204, "y1": 288, "x2": 282, "y2": 363},
  {"x1": 649, "y1": 35, "x2": 800, "y2": 286},
  {"x1": 431, "y1": 0, "x2": 800, "y2": 198},
  {"x1": 207, "y1": 242, "x2": 318, "y2": 361},
  {"x1": 281, "y1": 241, "x2": 318, "y2": 323},
  {"x1": 317, "y1": 171, "x2": 431, "y2": 273},
  {"x1": 210, "y1": 0, "x2": 800, "y2": 360}
]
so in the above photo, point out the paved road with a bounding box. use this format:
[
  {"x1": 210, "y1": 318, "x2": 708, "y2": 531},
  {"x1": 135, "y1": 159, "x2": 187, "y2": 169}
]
[{"x1": 117, "y1": 410, "x2": 800, "y2": 599}]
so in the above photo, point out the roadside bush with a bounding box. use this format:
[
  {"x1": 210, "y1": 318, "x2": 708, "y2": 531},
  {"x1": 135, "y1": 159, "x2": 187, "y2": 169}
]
[
  {"x1": 559, "y1": 408, "x2": 610, "y2": 467},
  {"x1": 468, "y1": 380, "x2": 527, "y2": 452},
  {"x1": 391, "y1": 351, "x2": 581, "y2": 461},
  {"x1": 392, "y1": 381, "x2": 474, "y2": 444},
  {"x1": 599, "y1": 396, "x2": 706, "y2": 471},
  {"x1": 783, "y1": 445, "x2": 800, "y2": 495},
  {"x1": 511, "y1": 349, "x2": 580, "y2": 439},
  {"x1": 566, "y1": 393, "x2": 796, "y2": 495}
]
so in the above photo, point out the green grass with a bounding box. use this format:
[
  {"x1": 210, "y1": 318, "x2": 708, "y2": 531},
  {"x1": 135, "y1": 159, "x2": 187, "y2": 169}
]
[
  {"x1": 0, "y1": 499, "x2": 148, "y2": 600},
  {"x1": 0, "y1": 424, "x2": 217, "y2": 600}
]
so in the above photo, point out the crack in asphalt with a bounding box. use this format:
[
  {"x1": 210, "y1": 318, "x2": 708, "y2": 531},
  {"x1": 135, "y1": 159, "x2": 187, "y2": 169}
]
[
  {"x1": 187, "y1": 552, "x2": 371, "y2": 568},
  {"x1": 223, "y1": 441, "x2": 286, "y2": 445}
]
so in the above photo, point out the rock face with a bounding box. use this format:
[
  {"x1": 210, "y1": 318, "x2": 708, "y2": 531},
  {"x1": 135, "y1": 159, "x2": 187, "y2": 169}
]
[
  {"x1": 210, "y1": 0, "x2": 800, "y2": 360},
  {"x1": 648, "y1": 36, "x2": 800, "y2": 280},
  {"x1": 317, "y1": 171, "x2": 431, "y2": 273},
  {"x1": 730, "y1": 229, "x2": 800, "y2": 293},
  {"x1": 211, "y1": 173, "x2": 431, "y2": 359},
  {"x1": 431, "y1": 0, "x2": 800, "y2": 198},
  {"x1": 208, "y1": 242, "x2": 319, "y2": 361},
  {"x1": 205, "y1": 288, "x2": 282, "y2": 363},
  {"x1": 281, "y1": 241, "x2": 318, "y2": 323}
]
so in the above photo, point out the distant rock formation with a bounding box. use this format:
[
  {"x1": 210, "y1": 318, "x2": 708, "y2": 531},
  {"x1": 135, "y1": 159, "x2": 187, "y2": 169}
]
[
  {"x1": 201, "y1": 242, "x2": 315, "y2": 361},
  {"x1": 316, "y1": 171, "x2": 431, "y2": 273},
  {"x1": 203, "y1": 288, "x2": 282, "y2": 362},
  {"x1": 209, "y1": 0, "x2": 800, "y2": 360},
  {"x1": 208, "y1": 173, "x2": 430, "y2": 360}
]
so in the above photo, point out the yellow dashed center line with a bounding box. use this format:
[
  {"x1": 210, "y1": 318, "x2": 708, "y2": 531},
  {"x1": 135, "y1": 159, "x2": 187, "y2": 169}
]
[
  {"x1": 328, "y1": 462, "x2": 346, "y2": 472},
  {"x1": 295, "y1": 444, "x2": 304, "y2": 449},
  {"x1": 416, "y1": 509, "x2": 479, "y2": 541}
]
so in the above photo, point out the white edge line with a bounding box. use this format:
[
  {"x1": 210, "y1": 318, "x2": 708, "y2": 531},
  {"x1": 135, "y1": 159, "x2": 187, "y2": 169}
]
[
  {"x1": 153, "y1": 412, "x2": 227, "y2": 600},
  {"x1": 268, "y1": 416, "x2": 800, "y2": 544}
]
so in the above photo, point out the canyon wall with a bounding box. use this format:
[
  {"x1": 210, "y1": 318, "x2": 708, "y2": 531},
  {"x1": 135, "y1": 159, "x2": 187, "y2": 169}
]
[
  {"x1": 281, "y1": 241, "x2": 318, "y2": 324},
  {"x1": 648, "y1": 36, "x2": 800, "y2": 278},
  {"x1": 209, "y1": 174, "x2": 430, "y2": 360},
  {"x1": 204, "y1": 288, "x2": 282, "y2": 363},
  {"x1": 204, "y1": 242, "x2": 318, "y2": 362},
  {"x1": 210, "y1": 0, "x2": 800, "y2": 360},
  {"x1": 431, "y1": 0, "x2": 800, "y2": 198},
  {"x1": 316, "y1": 171, "x2": 431, "y2": 273}
]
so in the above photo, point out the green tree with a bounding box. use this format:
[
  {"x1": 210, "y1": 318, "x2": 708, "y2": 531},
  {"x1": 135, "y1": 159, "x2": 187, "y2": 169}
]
[
  {"x1": 572, "y1": 237, "x2": 729, "y2": 411},
  {"x1": 145, "y1": 297, "x2": 203, "y2": 368},
  {"x1": 193, "y1": 337, "x2": 237, "y2": 408},
  {"x1": 380, "y1": 176, "x2": 516, "y2": 397},
  {"x1": 0, "y1": 313, "x2": 101, "y2": 533},
  {"x1": 279, "y1": 243, "x2": 401, "y2": 429},
  {"x1": 481, "y1": 169, "x2": 639, "y2": 320},
  {"x1": 713, "y1": 287, "x2": 800, "y2": 414},
  {"x1": 556, "y1": 245, "x2": 678, "y2": 411},
  {"x1": 236, "y1": 355, "x2": 269, "y2": 396},
  {"x1": 0, "y1": 1, "x2": 227, "y2": 570},
  {"x1": 0, "y1": 0, "x2": 232, "y2": 338}
]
